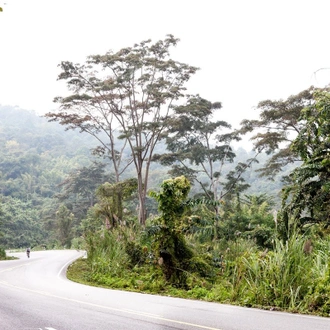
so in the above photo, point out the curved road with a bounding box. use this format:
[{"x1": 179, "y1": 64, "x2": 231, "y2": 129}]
[{"x1": 0, "y1": 250, "x2": 329, "y2": 330}]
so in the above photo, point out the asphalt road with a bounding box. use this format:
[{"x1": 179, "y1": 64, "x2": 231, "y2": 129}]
[{"x1": 0, "y1": 250, "x2": 329, "y2": 330}]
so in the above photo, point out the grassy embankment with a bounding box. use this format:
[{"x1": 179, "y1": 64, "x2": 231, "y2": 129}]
[{"x1": 67, "y1": 233, "x2": 330, "y2": 317}]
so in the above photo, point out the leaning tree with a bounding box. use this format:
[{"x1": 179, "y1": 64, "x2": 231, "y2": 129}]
[
  {"x1": 281, "y1": 90, "x2": 330, "y2": 231},
  {"x1": 239, "y1": 87, "x2": 317, "y2": 178},
  {"x1": 154, "y1": 95, "x2": 236, "y2": 207},
  {"x1": 46, "y1": 35, "x2": 198, "y2": 225},
  {"x1": 154, "y1": 95, "x2": 259, "y2": 214}
]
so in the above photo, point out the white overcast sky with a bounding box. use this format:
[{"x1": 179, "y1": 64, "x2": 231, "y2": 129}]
[{"x1": 1, "y1": 0, "x2": 330, "y2": 133}]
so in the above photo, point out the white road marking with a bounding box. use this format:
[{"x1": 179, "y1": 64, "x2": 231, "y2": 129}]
[
  {"x1": 57, "y1": 252, "x2": 85, "y2": 279},
  {"x1": 23, "y1": 328, "x2": 57, "y2": 330},
  {"x1": 0, "y1": 260, "x2": 39, "y2": 273},
  {"x1": 0, "y1": 280, "x2": 222, "y2": 330}
]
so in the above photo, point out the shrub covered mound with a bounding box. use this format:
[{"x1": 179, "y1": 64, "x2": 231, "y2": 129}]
[{"x1": 68, "y1": 176, "x2": 330, "y2": 317}]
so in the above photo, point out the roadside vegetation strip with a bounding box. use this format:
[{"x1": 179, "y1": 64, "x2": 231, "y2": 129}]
[{"x1": 66, "y1": 232, "x2": 330, "y2": 318}]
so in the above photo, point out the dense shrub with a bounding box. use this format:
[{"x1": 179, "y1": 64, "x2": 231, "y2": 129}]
[{"x1": 0, "y1": 247, "x2": 6, "y2": 260}]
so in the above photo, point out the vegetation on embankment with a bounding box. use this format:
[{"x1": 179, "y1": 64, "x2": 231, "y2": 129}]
[
  {"x1": 67, "y1": 228, "x2": 330, "y2": 317},
  {"x1": 0, "y1": 247, "x2": 16, "y2": 260},
  {"x1": 66, "y1": 176, "x2": 330, "y2": 318}
]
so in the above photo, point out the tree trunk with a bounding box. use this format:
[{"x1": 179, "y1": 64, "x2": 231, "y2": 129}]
[{"x1": 137, "y1": 174, "x2": 146, "y2": 225}]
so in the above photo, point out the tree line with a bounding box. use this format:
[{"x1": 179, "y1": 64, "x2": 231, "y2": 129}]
[{"x1": 0, "y1": 103, "x2": 283, "y2": 249}]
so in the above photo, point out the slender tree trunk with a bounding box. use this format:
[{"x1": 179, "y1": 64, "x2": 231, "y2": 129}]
[{"x1": 137, "y1": 173, "x2": 146, "y2": 225}]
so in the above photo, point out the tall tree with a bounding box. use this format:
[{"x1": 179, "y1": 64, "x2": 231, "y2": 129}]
[
  {"x1": 58, "y1": 162, "x2": 108, "y2": 207},
  {"x1": 153, "y1": 95, "x2": 244, "y2": 212},
  {"x1": 46, "y1": 35, "x2": 198, "y2": 225},
  {"x1": 239, "y1": 87, "x2": 317, "y2": 178},
  {"x1": 281, "y1": 90, "x2": 330, "y2": 229},
  {"x1": 55, "y1": 204, "x2": 74, "y2": 247}
]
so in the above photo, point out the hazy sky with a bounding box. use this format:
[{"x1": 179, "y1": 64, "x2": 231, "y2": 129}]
[{"x1": 1, "y1": 0, "x2": 330, "y2": 131}]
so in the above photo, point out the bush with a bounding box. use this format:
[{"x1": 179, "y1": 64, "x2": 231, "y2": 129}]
[
  {"x1": 189, "y1": 256, "x2": 214, "y2": 279},
  {"x1": 85, "y1": 229, "x2": 128, "y2": 279},
  {"x1": 0, "y1": 247, "x2": 6, "y2": 260},
  {"x1": 125, "y1": 241, "x2": 147, "y2": 267},
  {"x1": 71, "y1": 237, "x2": 85, "y2": 250}
]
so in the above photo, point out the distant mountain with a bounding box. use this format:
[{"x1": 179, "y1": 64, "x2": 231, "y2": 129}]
[{"x1": 0, "y1": 105, "x2": 97, "y2": 156}]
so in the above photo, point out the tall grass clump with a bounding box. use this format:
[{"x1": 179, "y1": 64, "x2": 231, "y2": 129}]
[
  {"x1": 303, "y1": 237, "x2": 330, "y2": 316},
  {"x1": 211, "y1": 238, "x2": 260, "y2": 302},
  {"x1": 222, "y1": 232, "x2": 316, "y2": 311},
  {"x1": 263, "y1": 233, "x2": 313, "y2": 309},
  {"x1": 85, "y1": 229, "x2": 129, "y2": 284}
]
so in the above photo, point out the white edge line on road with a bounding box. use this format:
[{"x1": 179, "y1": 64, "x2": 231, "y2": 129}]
[
  {"x1": 57, "y1": 252, "x2": 84, "y2": 280},
  {"x1": 0, "y1": 280, "x2": 222, "y2": 330}
]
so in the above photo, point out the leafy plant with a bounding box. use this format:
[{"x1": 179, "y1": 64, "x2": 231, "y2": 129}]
[{"x1": 148, "y1": 176, "x2": 196, "y2": 287}]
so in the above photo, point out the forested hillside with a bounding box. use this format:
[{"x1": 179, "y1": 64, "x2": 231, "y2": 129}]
[
  {"x1": 0, "y1": 104, "x2": 291, "y2": 250},
  {"x1": 0, "y1": 105, "x2": 288, "y2": 249},
  {"x1": 0, "y1": 105, "x2": 101, "y2": 248}
]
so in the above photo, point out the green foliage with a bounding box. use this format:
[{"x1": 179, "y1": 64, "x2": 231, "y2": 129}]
[
  {"x1": 224, "y1": 195, "x2": 276, "y2": 248},
  {"x1": 239, "y1": 87, "x2": 317, "y2": 177},
  {"x1": 149, "y1": 176, "x2": 198, "y2": 287},
  {"x1": 211, "y1": 232, "x2": 327, "y2": 312},
  {"x1": 68, "y1": 222, "x2": 330, "y2": 316},
  {"x1": 0, "y1": 247, "x2": 6, "y2": 260},
  {"x1": 85, "y1": 229, "x2": 129, "y2": 279},
  {"x1": 81, "y1": 207, "x2": 104, "y2": 234},
  {"x1": 188, "y1": 255, "x2": 214, "y2": 278},
  {"x1": 282, "y1": 90, "x2": 330, "y2": 229},
  {"x1": 0, "y1": 197, "x2": 46, "y2": 248},
  {"x1": 47, "y1": 35, "x2": 198, "y2": 225},
  {"x1": 304, "y1": 239, "x2": 330, "y2": 315},
  {"x1": 95, "y1": 178, "x2": 138, "y2": 227},
  {"x1": 55, "y1": 204, "x2": 75, "y2": 248},
  {"x1": 125, "y1": 241, "x2": 148, "y2": 267},
  {"x1": 57, "y1": 162, "x2": 108, "y2": 220},
  {"x1": 70, "y1": 236, "x2": 85, "y2": 250},
  {"x1": 0, "y1": 105, "x2": 99, "y2": 248},
  {"x1": 183, "y1": 194, "x2": 275, "y2": 249}
]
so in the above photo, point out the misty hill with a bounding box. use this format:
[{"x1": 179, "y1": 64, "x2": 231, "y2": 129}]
[
  {"x1": 0, "y1": 105, "x2": 290, "y2": 201},
  {"x1": 0, "y1": 105, "x2": 289, "y2": 248},
  {"x1": 0, "y1": 105, "x2": 97, "y2": 157}
]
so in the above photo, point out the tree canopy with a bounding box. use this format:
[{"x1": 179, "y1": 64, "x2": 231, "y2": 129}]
[
  {"x1": 239, "y1": 87, "x2": 317, "y2": 177},
  {"x1": 46, "y1": 35, "x2": 198, "y2": 225},
  {"x1": 281, "y1": 90, "x2": 330, "y2": 229}
]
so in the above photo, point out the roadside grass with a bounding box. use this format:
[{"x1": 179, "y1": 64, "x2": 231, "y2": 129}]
[
  {"x1": 66, "y1": 257, "x2": 266, "y2": 305},
  {"x1": 67, "y1": 258, "x2": 183, "y2": 296},
  {"x1": 66, "y1": 258, "x2": 93, "y2": 286},
  {"x1": 0, "y1": 255, "x2": 17, "y2": 260},
  {"x1": 0, "y1": 248, "x2": 17, "y2": 260},
  {"x1": 66, "y1": 234, "x2": 330, "y2": 317}
]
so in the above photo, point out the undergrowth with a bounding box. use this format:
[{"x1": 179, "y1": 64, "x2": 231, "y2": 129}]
[{"x1": 66, "y1": 231, "x2": 330, "y2": 317}]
